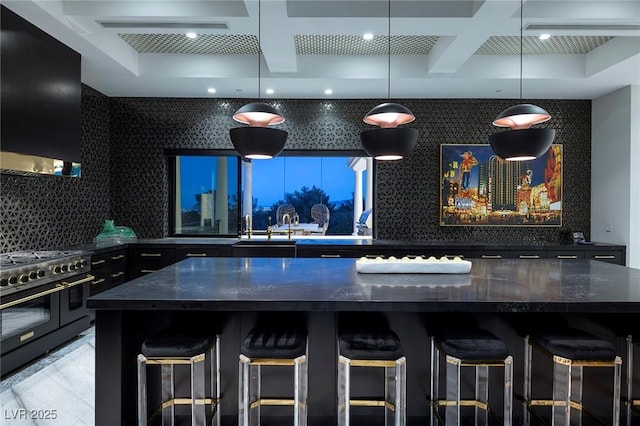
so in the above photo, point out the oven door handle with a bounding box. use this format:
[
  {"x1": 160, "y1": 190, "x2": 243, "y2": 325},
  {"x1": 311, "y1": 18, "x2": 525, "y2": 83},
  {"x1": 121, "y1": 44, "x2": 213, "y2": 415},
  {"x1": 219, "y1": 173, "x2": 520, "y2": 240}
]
[
  {"x1": 61, "y1": 274, "x2": 96, "y2": 288},
  {"x1": 0, "y1": 284, "x2": 66, "y2": 310}
]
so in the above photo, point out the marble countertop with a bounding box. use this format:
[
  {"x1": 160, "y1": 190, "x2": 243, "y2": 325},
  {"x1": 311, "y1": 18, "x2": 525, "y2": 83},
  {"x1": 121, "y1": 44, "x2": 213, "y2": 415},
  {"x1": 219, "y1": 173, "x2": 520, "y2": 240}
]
[{"x1": 88, "y1": 257, "x2": 640, "y2": 313}]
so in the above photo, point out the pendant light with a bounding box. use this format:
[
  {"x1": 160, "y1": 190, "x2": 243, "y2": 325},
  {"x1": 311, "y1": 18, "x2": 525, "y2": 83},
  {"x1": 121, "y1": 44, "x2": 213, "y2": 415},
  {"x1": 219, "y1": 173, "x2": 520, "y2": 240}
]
[
  {"x1": 360, "y1": 0, "x2": 418, "y2": 161},
  {"x1": 489, "y1": 0, "x2": 555, "y2": 161},
  {"x1": 229, "y1": 0, "x2": 287, "y2": 160}
]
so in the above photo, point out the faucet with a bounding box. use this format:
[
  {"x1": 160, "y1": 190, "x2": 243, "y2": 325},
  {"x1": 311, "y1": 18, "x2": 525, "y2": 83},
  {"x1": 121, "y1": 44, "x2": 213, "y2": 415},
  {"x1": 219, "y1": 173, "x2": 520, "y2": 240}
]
[
  {"x1": 282, "y1": 213, "x2": 292, "y2": 240},
  {"x1": 266, "y1": 216, "x2": 272, "y2": 241},
  {"x1": 245, "y1": 214, "x2": 251, "y2": 239}
]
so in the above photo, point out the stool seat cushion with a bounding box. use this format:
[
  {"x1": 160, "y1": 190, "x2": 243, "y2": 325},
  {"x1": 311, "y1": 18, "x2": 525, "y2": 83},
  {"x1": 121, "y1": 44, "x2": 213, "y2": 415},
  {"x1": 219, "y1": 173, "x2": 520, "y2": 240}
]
[
  {"x1": 434, "y1": 328, "x2": 509, "y2": 361},
  {"x1": 529, "y1": 328, "x2": 616, "y2": 361},
  {"x1": 141, "y1": 332, "x2": 216, "y2": 358},
  {"x1": 242, "y1": 327, "x2": 307, "y2": 359},
  {"x1": 339, "y1": 329, "x2": 404, "y2": 360}
]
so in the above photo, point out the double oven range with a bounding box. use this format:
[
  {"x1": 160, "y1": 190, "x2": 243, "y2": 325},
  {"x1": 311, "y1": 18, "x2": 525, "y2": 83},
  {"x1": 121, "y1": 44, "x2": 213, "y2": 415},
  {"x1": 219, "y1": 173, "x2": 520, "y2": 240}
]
[{"x1": 0, "y1": 250, "x2": 94, "y2": 376}]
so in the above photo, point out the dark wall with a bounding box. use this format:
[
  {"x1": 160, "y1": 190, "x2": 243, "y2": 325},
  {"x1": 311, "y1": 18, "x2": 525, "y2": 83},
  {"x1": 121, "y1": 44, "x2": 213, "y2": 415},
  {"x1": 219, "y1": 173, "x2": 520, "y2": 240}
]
[
  {"x1": 109, "y1": 97, "x2": 590, "y2": 243},
  {"x1": 0, "y1": 85, "x2": 111, "y2": 252}
]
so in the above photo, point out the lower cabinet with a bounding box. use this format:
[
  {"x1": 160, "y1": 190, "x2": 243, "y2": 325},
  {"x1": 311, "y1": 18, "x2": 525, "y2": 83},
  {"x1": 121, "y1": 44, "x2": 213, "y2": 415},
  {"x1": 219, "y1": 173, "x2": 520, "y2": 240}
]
[
  {"x1": 128, "y1": 247, "x2": 175, "y2": 279},
  {"x1": 90, "y1": 249, "x2": 127, "y2": 297}
]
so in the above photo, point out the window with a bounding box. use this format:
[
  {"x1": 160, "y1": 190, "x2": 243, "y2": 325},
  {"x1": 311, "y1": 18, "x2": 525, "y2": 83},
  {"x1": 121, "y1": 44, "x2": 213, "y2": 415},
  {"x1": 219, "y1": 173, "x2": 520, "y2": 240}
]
[{"x1": 168, "y1": 152, "x2": 240, "y2": 236}]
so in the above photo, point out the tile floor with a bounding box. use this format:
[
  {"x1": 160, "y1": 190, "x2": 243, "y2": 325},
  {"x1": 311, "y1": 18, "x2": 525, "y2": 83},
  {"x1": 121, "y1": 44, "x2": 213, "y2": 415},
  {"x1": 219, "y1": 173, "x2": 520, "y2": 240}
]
[{"x1": 1, "y1": 328, "x2": 95, "y2": 425}]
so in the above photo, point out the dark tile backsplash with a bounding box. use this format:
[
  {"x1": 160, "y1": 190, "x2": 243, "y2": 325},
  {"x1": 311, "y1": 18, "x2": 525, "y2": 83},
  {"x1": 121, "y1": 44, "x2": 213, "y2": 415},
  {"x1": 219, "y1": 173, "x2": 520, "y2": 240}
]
[{"x1": 1, "y1": 91, "x2": 590, "y2": 251}]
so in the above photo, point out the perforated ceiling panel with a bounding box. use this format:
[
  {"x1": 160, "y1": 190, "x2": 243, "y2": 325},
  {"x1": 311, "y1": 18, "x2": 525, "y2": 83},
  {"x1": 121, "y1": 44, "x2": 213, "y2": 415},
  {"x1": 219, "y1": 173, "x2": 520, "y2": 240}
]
[
  {"x1": 119, "y1": 34, "x2": 259, "y2": 54},
  {"x1": 475, "y1": 35, "x2": 614, "y2": 55},
  {"x1": 295, "y1": 35, "x2": 439, "y2": 55}
]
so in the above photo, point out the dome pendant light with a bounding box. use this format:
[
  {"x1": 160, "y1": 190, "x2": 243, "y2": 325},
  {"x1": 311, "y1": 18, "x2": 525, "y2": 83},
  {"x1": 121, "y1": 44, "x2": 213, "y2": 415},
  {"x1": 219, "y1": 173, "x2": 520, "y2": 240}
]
[
  {"x1": 360, "y1": 0, "x2": 418, "y2": 161},
  {"x1": 489, "y1": 0, "x2": 554, "y2": 161},
  {"x1": 229, "y1": 0, "x2": 287, "y2": 160}
]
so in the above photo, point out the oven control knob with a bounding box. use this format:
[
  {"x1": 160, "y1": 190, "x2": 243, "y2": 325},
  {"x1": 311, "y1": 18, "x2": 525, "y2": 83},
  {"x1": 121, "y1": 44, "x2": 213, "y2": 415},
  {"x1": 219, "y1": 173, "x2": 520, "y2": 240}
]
[
  {"x1": 74, "y1": 260, "x2": 82, "y2": 269},
  {"x1": 29, "y1": 271, "x2": 38, "y2": 280},
  {"x1": 53, "y1": 265, "x2": 61, "y2": 274},
  {"x1": 61, "y1": 264, "x2": 68, "y2": 273},
  {"x1": 79, "y1": 259, "x2": 87, "y2": 268},
  {"x1": 0, "y1": 278, "x2": 8, "y2": 287},
  {"x1": 19, "y1": 274, "x2": 29, "y2": 283},
  {"x1": 37, "y1": 269, "x2": 46, "y2": 278},
  {"x1": 8, "y1": 275, "x2": 18, "y2": 285},
  {"x1": 68, "y1": 262, "x2": 76, "y2": 271}
]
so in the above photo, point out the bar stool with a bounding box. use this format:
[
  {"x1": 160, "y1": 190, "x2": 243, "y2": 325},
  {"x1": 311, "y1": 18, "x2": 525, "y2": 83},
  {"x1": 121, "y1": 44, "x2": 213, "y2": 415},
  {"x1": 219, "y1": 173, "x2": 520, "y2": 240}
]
[
  {"x1": 523, "y1": 328, "x2": 622, "y2": 425},
  {"x1": 337, "y1": 314, "x2": 407, "y2": 426},
  {"x1": 238, "y1": 323, "x2": 308, "y2": 426},
  {"x1": 429, "y1": 326, "x2": 513, "y2": 426},
  {"x1": 137, "y1": 326, "x2": 221, "y2": 426}
]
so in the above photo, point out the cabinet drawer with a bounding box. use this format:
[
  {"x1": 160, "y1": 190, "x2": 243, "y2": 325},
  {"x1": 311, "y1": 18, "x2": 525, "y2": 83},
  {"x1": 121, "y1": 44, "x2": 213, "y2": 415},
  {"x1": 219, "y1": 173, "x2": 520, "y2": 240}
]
[
  {"x1": 472, "y1": 250, "x2": 509, "y2": 260},
  {"x1": 511, "y1": 250, "x2": 547, "y2": 260},
  {"x1": 174, "y1": 247, "x2": 220, "y2": 261},
  {"x1": 130, "y1": 248, "x2": 175, "y2": 266},
  {"x1": 587, "y1": 251, "x2": 623, "y2": 265},
  {"x1": 548, "y1": 251, "x2": 584, "y2": 260}
]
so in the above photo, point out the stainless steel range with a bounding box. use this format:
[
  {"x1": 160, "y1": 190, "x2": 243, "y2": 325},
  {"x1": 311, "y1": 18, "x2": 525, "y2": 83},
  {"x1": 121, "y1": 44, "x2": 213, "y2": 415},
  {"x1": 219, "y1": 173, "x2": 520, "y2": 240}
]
[
  {"x1": 1, "y1": 249, "x2": 94, "y2": 376},
  {"x1": 0, "y1": 250, "x2": 90, "y2": 296}
]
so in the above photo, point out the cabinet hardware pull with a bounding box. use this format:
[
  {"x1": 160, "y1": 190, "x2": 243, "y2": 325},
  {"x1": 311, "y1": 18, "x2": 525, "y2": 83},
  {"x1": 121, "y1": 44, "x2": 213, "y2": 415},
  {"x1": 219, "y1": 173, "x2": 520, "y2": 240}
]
[
  {"x1": 91, "y1": 278, "x2": 106, "y2": 285},
  {"x1": 321, "y1": 254, "x2": 341, "y2": 258},
  {"x1": 556, "y1": 255, "x2": 578, "y2": 259},
  {"x1": 186, "y1": 253, "x2": 207, "y2": 257},
  {"x1": 140, "y1": 253, "x2": 162, "y2": 257},
  {"x1": 519, "y1": 255, "x2": 540, "y2": 259},
  {"x1": 446, "y1": 255, "x2": 465, "y2": 259},
  {"x1": 20, "y1": 331, "x2": 35, "y2": 342},
  {"x1": 0, "y1": 284, "x2": 66, "y2": 310},
  {"x1": 61, "y1": 274, "x2": 96, "y2": 288},
  {"x1": 481, "y1": 255, "x2": 502, "y2": 259},
  {"x1": 91, "y1": 259, "x2": 106, "y2": 266},
  {"x1": 111, "y1": 254, "x2": 125, "y2": 260},
  {"x1": 594, "y1": 255, "x2": 615, "y2": 259},
  {"x1": 111, "y1": 272, "x2": 125, "y2": 278},
  {"x1": 365, "y1": 255, "x2": 385, "y2": 258},
  {"x1": 141, "y1": 269, "x2": 157, "y2": 273}
]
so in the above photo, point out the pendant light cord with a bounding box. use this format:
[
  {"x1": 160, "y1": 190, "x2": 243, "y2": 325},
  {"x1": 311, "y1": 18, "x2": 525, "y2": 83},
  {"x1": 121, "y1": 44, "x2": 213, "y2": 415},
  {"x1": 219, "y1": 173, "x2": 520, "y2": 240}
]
[
  {"x1": 387, "y1": 0, "x2": 391, "y2": 100},
  {"x1": 519, "y1": 0, "x2": 523, "y2": 100},
  {"x1": 257, "y1": 0, "x2": 261, "y2": 100}
]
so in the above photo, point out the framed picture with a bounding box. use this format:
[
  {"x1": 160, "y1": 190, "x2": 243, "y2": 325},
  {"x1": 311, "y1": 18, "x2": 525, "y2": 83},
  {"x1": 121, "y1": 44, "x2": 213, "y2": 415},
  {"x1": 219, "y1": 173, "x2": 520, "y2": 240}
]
[{"x1": 440, "y1": 144, "x2": 562, "y2": 226}]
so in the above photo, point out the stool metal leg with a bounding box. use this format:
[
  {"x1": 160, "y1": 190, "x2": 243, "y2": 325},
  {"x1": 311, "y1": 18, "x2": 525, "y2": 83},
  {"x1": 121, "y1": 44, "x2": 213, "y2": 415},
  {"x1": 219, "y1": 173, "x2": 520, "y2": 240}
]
[
  {"x1": 445, "y1": 356, "x2": 462, "y2": 426},
  {"x1": 249, "y1": 363, "x2": 261, "y2": 426},
  {"x1": 385, "y1": 364, "x2": 395, "y2": 426},
  {"x1": 614, "y1": 355, "x2": 623, "y2": 426},
  {"x1": 239, "y1": 355, "x2": 250, "y2": 426},
  {"x1": 137, "y1": 355, "x2": 148, "y2": 426},
  {"x1": 338, "y1": 355, "x2": 350, "y2": 426},
  {"x1": 523, "y1": 336, "x2": 533, "y2": 426},
  {"x1": 552, "y1": 356, "x2": 572, "y2": 425},
  {"x1": 294, "y1": 354, "x2": 308, "y2": 426},
  {"x1": 627, "y1": 335, "x2": 633, "y2": 426},
  {"x1": 570, "y1": 366, "x2": 584, "y2": 425},
  {"x1": 504, "y1": 356, "x2": 514, "y2": 426},
  {"x1": 161, "y1": 364, "x2": 175, "y2": 425},
  {"x1": 395, "y1": 357, "x2": 407, "y2": 426},
  {"x1": 191, "y1": 356, "x2": 205, "y2": 426},
  {"x1": 430, "y1": 337, "x2": 440, "y2": 426},
  {"x1": 475, "y1": 365, "x2": 489, "y2": 426},
  {"x1": 211, "y1": 336, "x2": 221, "y2": 426}
]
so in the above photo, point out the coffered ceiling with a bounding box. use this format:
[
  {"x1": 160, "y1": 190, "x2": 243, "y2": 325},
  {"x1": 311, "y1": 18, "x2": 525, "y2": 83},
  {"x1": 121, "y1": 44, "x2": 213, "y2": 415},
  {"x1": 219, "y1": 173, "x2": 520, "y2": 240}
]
[{"x1": 3, "y1": 0, "x2": 639, "y2": 100}]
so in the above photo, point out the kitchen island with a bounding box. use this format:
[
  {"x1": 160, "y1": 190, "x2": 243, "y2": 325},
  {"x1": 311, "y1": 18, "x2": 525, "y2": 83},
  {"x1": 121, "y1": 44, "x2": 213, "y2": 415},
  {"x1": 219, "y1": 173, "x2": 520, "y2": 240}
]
[{"x1": 88, "y1": 257, "x2": 640, "y2": 425}]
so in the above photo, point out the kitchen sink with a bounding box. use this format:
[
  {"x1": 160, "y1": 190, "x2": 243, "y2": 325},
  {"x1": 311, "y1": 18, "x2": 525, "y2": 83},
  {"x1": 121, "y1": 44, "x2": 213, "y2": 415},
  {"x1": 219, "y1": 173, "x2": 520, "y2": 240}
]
[{"x1": 234, "y1": 240, "x2": 297, "y2": 246}]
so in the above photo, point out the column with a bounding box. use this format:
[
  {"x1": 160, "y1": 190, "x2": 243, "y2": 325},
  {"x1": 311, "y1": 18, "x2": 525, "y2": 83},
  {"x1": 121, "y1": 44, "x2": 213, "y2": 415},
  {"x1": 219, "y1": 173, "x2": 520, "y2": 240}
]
[
  {"x1": 365, "y1": 157, "x2": 373, "y2": 211},
  {"x1": 215, "y1": 157, "x2": 229, "y2": 234},
  {"x1": 174, "y1": 158, "x2": 182, "y2": 232},
  {"x1": 348, "y1": 158, "x2": 367, "y2": 236},
  {"x1": 243, "y1": 159, "x2": 253, "y2": 224}
]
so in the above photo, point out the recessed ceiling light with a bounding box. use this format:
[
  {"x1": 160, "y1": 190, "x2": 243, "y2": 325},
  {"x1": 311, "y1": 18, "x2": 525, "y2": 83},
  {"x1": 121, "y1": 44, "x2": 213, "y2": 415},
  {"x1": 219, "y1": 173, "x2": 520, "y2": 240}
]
[
  {"x1": 539, "y1": 33, "x2": 551, "y2": 40},
  {"x1": 324, "y1": 89, "x2": 333, "y2": 95},
  {"x1": 363, "y1": 33, "x2": 374, "y2": 41},
  {"x1": 265, "y1": 88, "x2": 274, "y2": 95},
  {"x1": 186, "y1": 32, "x2": 197, "y2": 39},
  {"x1": 207, "y1": 88, "x2": 216, "y2": 94}
]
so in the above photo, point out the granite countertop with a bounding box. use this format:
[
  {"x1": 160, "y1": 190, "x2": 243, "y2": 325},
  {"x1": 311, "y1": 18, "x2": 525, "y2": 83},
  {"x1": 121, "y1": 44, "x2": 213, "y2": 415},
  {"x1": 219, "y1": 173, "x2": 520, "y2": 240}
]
[{"x1": 88, "y1": 257, "x2": 640, "y2": 313}]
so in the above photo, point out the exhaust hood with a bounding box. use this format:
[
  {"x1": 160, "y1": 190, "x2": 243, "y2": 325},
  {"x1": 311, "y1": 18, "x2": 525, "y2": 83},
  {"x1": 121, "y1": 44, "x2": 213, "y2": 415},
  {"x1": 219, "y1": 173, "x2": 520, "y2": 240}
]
[{"x1": 0, "y1": 152, "x2": 81, "y2": 177}]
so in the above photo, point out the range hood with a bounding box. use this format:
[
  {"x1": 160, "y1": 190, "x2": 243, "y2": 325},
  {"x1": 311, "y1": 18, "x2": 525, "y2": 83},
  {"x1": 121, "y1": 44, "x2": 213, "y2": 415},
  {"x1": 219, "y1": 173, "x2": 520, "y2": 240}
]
[{"x1": 0, "y1": 152, "x2": 81, "y2": 177}]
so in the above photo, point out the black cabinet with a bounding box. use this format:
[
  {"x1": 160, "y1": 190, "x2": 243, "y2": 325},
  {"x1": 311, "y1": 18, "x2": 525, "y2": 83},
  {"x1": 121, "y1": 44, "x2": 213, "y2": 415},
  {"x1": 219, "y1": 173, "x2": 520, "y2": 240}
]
[
  {"x1": 174, "y1": 247, "x2": 221, "y2": 261},
  {"x1": 90, "y1": 249, "x2": 128, "y2": 298},
  {"x1": 232, "y1": 241, "x2": 296, "y2": 258},
  {"x1": 128, "y1": 247, "x2": 175, "y2": 279}
]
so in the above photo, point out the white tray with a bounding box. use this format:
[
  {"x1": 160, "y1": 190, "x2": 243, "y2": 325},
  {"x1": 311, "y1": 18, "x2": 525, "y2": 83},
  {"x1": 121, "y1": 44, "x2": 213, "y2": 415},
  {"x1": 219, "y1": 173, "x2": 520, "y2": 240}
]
[{"x1": 355, "y1": 256, "x2": 472, "y2": 274}]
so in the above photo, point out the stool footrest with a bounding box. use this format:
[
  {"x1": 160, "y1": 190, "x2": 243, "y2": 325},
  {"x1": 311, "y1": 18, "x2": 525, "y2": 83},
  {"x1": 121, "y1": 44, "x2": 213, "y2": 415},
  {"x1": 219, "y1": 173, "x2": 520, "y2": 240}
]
[
  {"x1": 341, "y1": 358, "x2": 400, "y2": 367},
  {"x1": 434, "y1": 399, "x2": 489, "y2": 410},
  {"x1": 249, "y1": 398, "x2": 296, "y2": 408},
  {"x1": 349, "y1": 399, "x2": 395, "y2": 410},
  {"x1": 527, "y1": 399, "x2": 583, "y2": 410},
  {"x1": 160, "y1": 398, "x2": 219, "y2": 408}
]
